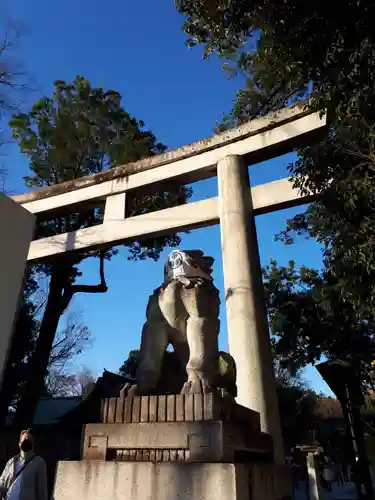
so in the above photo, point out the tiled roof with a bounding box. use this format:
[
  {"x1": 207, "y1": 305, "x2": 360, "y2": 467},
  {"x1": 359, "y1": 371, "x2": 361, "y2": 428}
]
[
  {"x1": 7, "y1": 370, "x2": 133, "y2": 426},
  {"x1": 32, "y1": 396, "x2": 82, "y2": 425}
]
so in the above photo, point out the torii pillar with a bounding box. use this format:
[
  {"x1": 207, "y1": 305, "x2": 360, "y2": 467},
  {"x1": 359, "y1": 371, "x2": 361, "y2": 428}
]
[
  {"x1": 218, "y1": 155, "x2": 284, "y2": 464},
  {"x1": 0, "y1": 193, "x2": 35, "y2": 387}
]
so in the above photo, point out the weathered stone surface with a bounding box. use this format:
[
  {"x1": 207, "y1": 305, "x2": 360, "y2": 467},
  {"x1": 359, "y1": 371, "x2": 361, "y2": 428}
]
[
  {"x1": 54, "y1": 461, "x2": 291, "y2": 500},
  {"x1": 124, "y1": 396, "x2": 133, "y2": 423},
  {"x1": 0, "y1": 195, "x2": 35, "y2": 387},
  {"x1": 132, "y1": 396, "x2": 141, "y2": 422},
  {"x1": 158, "y1": 395, "x2": 166, "y2": 422},
  {"x1": 107, "y1": 397, "x2": 117, "y2": 423},
  {"x1": 140, "y1": 396, "x2": 149, "y2": 423},
  {"x1": 25, "y1": 179, "x2": 315, "y2": 262},
  {"x1": 250, "y1": 464, "x2": 292, "y2": 500},
  {"x1": 101, "y1": 394, "x2": 260, "y2": 431},
  {"x1": 85, "y1": 434, "x2": 107, "y2": 461},
  {"x1": 184, "y1": 395, "x2": 194, "y2": 421},
  {"x1": 115, "y1": 393, "x2": 125, "y2": 423},
  {"x1": 194, "y1": 394, "x2": 203, "y2": 420},
  {"x1": 218, "y1": 155, "x2": 284, "y2": 463},
  {"x1": 15, "y1": 102, "x2": 316, "y2": 205},
  {"x1": 149, "y1": 396, "x2": 158, "y2": 422},
  {"x1": 167, "y1": 395, "x2": 176, "y2": 422},
  {"x1": 176, "y1": 394, "x2": 184, "y2": 421},
  {"x1": 82, "y1": 418, "x2": 271, "y2": 464},
  {"x1": 54, "y1": 461, "x2": 251, "y2": 500}
]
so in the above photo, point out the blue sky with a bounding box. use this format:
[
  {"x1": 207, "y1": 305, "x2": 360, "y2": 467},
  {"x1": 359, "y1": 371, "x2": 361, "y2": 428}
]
[{"x1": 2, "y1": 0, "x2": 332, "y2": 394}]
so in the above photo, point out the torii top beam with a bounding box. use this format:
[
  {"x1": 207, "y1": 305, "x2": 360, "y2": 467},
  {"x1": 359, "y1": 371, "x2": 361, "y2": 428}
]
[{"x1": 11, "y1": 103, "x2": 326, "y2": 262}]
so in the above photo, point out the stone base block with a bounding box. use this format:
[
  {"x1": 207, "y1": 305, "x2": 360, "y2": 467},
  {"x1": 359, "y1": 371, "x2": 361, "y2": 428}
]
[
  {"x1": 101, "y1": 394, "x2": 260, "y2": 430},
  {"x1": 53, "y1": 461, "x2": 291, "y2": 500},
  {"x1": 83, "y1": 420, "x2": 272, "y2": 462}
]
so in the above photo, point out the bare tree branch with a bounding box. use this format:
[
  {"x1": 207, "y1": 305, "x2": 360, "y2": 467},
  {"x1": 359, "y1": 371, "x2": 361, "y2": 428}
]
[
  {"x1": 46, "y1": 365, "x2": 96, "y2": 397},
  {"x1": 0, "y1": 22, "x2": 28, "y2": 113},
  {"x1": 42, "y1": 308, "x2": 95, "y2": 396},
  {"x1": 48, "y1": 311, "x2": 92, "y2": 370},
  {"x1": 57, "y1": 252, "x2": 108, "y2": 317},
  {"x1": 69, "y1": 251, "x2": 107, "y2": 294}
]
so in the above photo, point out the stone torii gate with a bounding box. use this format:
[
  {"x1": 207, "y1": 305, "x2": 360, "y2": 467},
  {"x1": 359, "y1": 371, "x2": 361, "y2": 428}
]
[{"x1": 1, "y1": 103, "x2": 327, "y2": 465}]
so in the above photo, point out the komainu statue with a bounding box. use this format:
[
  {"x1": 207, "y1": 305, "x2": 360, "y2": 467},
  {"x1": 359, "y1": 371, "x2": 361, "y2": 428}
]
[{"x1": 122, "y1": 250, "x2": 237, "y2": 398}]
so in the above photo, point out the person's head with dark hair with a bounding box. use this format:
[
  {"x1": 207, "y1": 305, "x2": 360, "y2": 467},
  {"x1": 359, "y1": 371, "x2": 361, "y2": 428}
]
[{"x1": 19, "y1": 428, "x2": 35, "y2": 455}]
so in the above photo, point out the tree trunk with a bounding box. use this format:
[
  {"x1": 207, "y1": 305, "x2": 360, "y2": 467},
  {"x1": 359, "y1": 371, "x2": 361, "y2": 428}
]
[
  {"x1": 14, "y1": 265, "x2": 69, "y2": 427},
  {"x1": 14, "y1": 254, "x2": 108, "y2": 427},
  {"x1": 0, "y1": 335, "x2": 28, "y2": 425},
  {"x1": 0, "y1": 360, "x2": 17, "y2": 425},
  {"x1": 0, "y1": 327, "x2": 22, "y2": 424},
  {"x1": 0, "y1": 296, "x2": 36, "y2": 424}
]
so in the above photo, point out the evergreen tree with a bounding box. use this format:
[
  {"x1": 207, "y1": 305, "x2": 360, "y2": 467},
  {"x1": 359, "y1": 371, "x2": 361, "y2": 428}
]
[
  {"x1": 10, "y1": 76, "x2": 191, "y2": 425},
  {"x1": 175, "y1": 0, "x2": 375, "y2": 369}
]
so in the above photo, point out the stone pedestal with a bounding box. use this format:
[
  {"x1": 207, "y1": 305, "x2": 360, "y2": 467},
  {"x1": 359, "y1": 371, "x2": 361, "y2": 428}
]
[
  {"x1": 54, "y1": 461, "x2": 290, "y2": 500},
  {"x1": 54, "y1": 461, "x2": 248, "y2": 500},
  {"x1": 53, "y1": 395, "x2": 291, "y2": 500}
]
